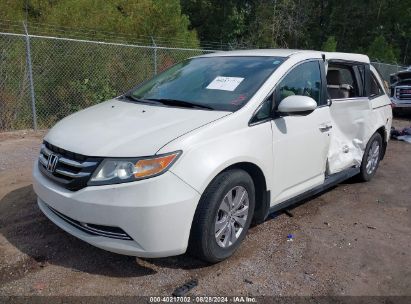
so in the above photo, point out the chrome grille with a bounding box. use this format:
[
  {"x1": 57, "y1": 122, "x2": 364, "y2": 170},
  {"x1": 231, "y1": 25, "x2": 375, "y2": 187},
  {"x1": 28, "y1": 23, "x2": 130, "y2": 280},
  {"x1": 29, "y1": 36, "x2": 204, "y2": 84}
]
[
  {"x1": 46, "y1": 204, "x2": 132, "y2": 240},
  {"x1": 395, "y1": 86, "x2": 411, "y2": 101},
  {"x1": 38, "y1": 142, "x2": 101, "y2": 191}
]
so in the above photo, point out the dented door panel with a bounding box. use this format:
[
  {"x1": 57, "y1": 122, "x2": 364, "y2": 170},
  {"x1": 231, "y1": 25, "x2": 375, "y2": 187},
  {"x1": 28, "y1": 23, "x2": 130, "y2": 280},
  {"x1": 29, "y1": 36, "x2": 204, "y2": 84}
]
[{"x1": 327, "y1": 98, "x2": 392, "y2": 174}]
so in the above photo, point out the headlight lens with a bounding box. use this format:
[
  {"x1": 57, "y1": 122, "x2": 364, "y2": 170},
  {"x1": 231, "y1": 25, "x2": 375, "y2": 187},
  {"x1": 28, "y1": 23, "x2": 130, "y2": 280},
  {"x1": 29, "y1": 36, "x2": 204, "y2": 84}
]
[{"x1": 88, "y1": 151, "x2": 181, "y2": 185}]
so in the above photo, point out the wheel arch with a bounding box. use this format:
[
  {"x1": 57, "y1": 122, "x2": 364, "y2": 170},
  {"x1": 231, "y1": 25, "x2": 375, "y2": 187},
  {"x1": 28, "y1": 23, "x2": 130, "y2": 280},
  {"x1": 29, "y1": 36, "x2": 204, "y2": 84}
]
[
  {"x1": 375, "y1": 125, "x2": 388, "y2": 160},
  {"x1": 220, "y1": 162, "x2": 270, "y2": 225}
]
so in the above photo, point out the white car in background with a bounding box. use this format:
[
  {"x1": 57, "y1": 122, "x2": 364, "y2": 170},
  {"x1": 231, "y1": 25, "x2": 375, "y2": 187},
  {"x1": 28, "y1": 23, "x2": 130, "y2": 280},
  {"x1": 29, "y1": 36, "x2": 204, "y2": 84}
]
[{"x1": 33, "y1": 49, "x2": 392, "y2": 263}]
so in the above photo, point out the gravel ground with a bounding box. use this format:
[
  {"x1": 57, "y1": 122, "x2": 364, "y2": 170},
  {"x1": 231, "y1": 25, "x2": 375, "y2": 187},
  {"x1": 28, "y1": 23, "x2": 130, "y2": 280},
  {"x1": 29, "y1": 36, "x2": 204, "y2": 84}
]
[{"x1": 0, "y1": 119, "x2": 410, "y2": 297}]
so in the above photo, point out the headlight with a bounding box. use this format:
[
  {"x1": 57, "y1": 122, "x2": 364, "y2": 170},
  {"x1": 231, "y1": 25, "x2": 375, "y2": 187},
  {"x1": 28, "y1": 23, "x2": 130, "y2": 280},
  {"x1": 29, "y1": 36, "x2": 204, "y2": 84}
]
[{"x1": 88, "y1": 151, "x2": 181, "y2": 186}]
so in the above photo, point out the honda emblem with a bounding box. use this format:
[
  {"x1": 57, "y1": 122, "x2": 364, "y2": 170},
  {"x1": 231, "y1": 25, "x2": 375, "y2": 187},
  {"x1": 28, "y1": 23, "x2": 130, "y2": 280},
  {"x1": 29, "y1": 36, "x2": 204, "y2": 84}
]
[{"x1": 46, "y1": 153, "x2": 59, "y2": 173}]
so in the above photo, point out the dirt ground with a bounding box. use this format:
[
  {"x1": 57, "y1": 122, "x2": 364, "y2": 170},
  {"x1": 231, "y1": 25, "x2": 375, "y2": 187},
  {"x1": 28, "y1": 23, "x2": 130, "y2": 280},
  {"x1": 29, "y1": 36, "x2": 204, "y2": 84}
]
[{"x1": 0, "y1": 118, "x2": 410, "y2": 297}]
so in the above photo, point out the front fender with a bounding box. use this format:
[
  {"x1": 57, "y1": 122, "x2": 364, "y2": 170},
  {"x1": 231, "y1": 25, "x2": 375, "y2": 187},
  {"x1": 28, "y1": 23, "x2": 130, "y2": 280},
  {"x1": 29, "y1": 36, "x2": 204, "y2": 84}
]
[{"x1": 161, "y1": 121, "x2": 273, "y2": 195}]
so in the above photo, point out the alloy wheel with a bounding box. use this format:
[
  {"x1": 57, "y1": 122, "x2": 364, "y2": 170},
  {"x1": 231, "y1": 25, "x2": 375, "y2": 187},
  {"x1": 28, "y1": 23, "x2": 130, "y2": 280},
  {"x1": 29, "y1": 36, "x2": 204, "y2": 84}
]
[
  {"x1": 366, "y1": 140, "x2": 380, "y2": 175},
  {"x1": 214, "y1": 186, "x2": 250, "y2": 248}
]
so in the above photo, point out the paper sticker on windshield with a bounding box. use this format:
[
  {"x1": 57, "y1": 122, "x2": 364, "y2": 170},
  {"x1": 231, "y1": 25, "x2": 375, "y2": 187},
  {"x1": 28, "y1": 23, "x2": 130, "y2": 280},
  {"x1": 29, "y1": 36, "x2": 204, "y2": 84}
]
[{"x1": 206, "y1": 76, "x2": 244, "y2": 91}]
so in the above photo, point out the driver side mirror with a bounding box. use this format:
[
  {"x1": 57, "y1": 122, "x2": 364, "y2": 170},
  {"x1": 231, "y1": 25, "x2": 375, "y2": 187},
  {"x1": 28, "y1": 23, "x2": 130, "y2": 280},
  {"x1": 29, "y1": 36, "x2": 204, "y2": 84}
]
[{"x1": 277, "y1": 95, "x2": 317, "y2": 115}]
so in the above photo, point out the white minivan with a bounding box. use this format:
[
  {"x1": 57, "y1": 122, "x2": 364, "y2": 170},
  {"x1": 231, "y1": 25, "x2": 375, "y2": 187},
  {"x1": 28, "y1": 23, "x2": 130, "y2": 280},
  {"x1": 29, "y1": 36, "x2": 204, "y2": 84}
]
[{"x1": 33, "y1": 49, "x2": 392, "y2": 263}]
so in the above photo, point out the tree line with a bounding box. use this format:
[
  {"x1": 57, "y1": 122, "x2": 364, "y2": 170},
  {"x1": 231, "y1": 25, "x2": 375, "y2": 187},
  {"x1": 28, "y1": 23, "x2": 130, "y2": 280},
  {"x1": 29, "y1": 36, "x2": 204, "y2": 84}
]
[
  {"x1": 0, "y1": 0, "x2": 409, "y2": 130},
  {"x1": 182, "y1": 0, "x2": 410, "y2": 65},
  {"x1": 0, "y1": 0, "x2": 409, "y2": 64}
]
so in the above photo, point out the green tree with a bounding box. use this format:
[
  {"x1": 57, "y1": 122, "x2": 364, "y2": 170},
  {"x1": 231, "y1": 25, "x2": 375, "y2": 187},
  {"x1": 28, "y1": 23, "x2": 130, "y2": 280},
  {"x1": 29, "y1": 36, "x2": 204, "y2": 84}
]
[
  {"x1": 322, "y1": 36, "x2": 337, "y2": 52},
  {"x1": 0, "y1": 0, "x2": 201, "y2": 129},
  {"x1": 367, "y1": 35, "x2": 398, "y2": 63},
  {"x1": 181, "y1": 0, "x2": 250, "y2": 48},
  {"x1": 0, "y1": 0, "x2": 199, "y2": 47},
  {"x1": 2, "y1": 0, "x2": 410, "y2": 64},
  {"x1": 180, "y1": 0, "x2": 410, "y2": 64}
]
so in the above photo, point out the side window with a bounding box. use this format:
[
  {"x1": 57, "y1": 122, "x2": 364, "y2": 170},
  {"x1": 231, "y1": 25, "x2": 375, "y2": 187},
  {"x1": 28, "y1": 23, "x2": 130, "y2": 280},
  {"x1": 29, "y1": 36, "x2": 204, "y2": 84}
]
[
  {"x1": 275, "y1": 61, "x2": 322, "y2": 107},
  {"x1": 250, "y1": 99, "x2": 272, "y2": 124},
  {"x1": 327, "y1": 63, "x2": 365, "y2": 99},
  {"x1": 369, "y1": 73, "x2": 384, "y2": 98}
]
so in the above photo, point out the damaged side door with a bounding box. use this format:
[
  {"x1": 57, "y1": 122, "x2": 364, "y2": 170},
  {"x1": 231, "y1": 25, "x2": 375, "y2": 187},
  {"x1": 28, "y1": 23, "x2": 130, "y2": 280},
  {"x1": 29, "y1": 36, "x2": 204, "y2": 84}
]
[{"x1": 325, "y1": 60, "x2": 372, "y2": 174}]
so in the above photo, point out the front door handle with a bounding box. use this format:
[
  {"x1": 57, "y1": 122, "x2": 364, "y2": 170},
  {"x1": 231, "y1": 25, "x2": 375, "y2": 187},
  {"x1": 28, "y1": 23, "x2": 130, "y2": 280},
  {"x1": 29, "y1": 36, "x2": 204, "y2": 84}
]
[{"x1": 319, "y1": 125, "x2": 332, "y2": 132}]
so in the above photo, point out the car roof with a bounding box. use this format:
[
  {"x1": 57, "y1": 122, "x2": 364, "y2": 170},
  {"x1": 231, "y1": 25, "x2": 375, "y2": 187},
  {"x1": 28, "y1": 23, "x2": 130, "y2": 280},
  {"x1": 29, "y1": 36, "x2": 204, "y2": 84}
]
[{"x1": 197, "y1": 49, "x2": 370, "y2": 63}]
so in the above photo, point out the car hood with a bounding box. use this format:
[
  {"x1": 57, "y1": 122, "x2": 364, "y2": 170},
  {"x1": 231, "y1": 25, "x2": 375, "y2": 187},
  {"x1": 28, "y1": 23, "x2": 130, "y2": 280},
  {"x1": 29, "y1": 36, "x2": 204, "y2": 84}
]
[
  {"x1": 391, "y1": 70, "x2": 411, "y2": 85},
  {"x1": 45, "y1": 99, "x2": 230, "y2": 157}
]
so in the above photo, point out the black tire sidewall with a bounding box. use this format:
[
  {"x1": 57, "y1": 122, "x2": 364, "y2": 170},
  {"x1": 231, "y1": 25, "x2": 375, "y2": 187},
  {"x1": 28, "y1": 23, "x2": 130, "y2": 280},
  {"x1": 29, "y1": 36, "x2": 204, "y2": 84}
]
[
  {"x1": 191, "y1": 169, "x2": 255, "y2": 263},
  {"x1": 360, "y1": 133, "x2": 383, "y2": 181}
]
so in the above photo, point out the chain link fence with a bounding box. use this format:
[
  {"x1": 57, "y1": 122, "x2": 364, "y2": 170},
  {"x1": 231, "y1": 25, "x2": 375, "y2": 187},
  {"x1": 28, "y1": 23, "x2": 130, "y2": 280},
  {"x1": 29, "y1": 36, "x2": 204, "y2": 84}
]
[
  {"x1": 0, "y1": 28, "x2": 408, "y2": 132},
  {"x1": 0, "y1": 33, "x2": 32, "y2": 130},
  {"x1": 0, "y1": 30, "x2": 213, "y2": 131},
  {"x1": 371, "y1": 61, "x2": 407, "y2": 83}
]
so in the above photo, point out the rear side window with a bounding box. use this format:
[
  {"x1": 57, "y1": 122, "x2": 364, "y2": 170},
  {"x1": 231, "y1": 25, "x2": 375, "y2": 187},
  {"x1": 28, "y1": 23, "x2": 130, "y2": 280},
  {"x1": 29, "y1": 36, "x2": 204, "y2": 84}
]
[
  {"x1": 275, "y1": 61, "x2": 322, "y2": 106},
  {"x1": 370, "y1": 73, "x2": 384, "y2": 98},
  {"x1": 327, "y1": 63, "x2": 366, "y2": 99}
]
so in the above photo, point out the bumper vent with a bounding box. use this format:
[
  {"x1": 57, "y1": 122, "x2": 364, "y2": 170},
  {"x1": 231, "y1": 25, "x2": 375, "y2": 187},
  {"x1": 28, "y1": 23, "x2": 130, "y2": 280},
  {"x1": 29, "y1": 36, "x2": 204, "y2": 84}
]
[
  {"x1": 46, "y1": 204, "x2": 132, "y2": 240},
  {"x1": 38, "y1": 141, "x2": 101, "y2": 191}
]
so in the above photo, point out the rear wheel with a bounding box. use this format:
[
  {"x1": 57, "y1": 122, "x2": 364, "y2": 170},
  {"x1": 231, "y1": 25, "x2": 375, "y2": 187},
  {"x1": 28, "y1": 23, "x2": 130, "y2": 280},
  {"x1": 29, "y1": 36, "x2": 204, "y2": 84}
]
[
  {"x1": 358, "y1": 132, "x2": 382, "y2": 181},
  {"x1": 188, "y1": 169, "x2": 255, "y2": 263}
]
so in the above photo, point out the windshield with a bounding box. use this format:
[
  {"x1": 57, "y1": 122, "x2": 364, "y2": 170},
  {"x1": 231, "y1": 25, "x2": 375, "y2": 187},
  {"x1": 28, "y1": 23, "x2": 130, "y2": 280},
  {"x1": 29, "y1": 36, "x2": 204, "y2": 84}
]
[{"x1": 128, "y1": 56, "x2": 285, "y2": 111}]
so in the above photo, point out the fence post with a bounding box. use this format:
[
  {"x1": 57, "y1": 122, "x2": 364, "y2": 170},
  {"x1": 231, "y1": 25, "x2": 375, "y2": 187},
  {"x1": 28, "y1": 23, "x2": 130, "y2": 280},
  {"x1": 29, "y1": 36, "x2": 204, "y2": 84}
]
[
  {"x1": 23, "y1": 22, "x2": 37, "y2": 130},
  {"x1": 151, "y1": 36, "x2": 157, "y2": 75}
]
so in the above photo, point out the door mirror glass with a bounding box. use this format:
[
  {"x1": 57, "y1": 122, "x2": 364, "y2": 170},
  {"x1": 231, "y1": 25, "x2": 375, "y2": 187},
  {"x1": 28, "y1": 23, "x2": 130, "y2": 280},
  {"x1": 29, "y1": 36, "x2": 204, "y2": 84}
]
[{"x1": 277, "y1": 95, "x2": 317, "y2": 114}]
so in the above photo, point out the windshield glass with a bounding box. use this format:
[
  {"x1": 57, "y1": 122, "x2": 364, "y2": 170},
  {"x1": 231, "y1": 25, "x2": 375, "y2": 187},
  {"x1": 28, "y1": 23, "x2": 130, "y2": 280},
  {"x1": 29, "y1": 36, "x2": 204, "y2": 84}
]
[{"x1": 128, "y1": 56, "x2": 285, "y2": 111}]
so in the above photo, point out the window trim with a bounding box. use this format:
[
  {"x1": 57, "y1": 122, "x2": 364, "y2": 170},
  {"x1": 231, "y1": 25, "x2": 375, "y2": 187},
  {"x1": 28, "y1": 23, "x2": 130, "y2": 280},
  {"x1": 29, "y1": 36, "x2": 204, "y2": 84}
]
[
  {"x1": 328, "y1": 96, "x2": 370, "y2": 103},
  {"x1": 318, "y1": 59, "x2": 329, "y2": 107}
]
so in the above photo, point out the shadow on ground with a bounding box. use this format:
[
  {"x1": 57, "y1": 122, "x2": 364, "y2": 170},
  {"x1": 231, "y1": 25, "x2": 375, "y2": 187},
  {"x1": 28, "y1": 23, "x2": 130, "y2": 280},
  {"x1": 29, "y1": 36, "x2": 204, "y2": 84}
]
[
  {"x1": 0, "y1": 171, "x2": 367, "y2": 283},
  {"x1": 392, "y1": 109, "x2": 411, "y2": 120},
  {"x1": 0, "y1": 185, "x2": 207, "y2": 282}
]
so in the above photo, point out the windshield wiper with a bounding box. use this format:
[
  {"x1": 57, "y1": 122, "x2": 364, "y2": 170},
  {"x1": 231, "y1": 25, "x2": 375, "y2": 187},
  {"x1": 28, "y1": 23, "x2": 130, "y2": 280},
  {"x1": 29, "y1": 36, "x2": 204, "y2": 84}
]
[
  {"x1": 121, "y1": 94, "x2": 161, "y2": 105},
  {"x1": 145, "y1": 98, "x2": 214, "y2": 110}
]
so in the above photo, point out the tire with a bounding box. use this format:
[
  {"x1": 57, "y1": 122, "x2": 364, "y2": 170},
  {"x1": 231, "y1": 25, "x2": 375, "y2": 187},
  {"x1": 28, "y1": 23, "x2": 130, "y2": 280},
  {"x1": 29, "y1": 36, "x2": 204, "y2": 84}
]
[
  {"x1": 358, "y1": 132, "x2": 383, "y2": 182},
  {"x1": 188, "y1": 169, "x2": 255, "y2": 263}
]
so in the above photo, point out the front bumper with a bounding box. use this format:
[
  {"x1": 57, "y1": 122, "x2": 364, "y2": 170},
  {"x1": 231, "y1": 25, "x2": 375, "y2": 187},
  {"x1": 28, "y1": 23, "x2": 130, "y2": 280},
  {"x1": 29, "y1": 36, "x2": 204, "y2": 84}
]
[
  {"x1": 33, "y1": 163, "x2": 201, "y2": 257},
  {"x1": 391, "y1": 98, "x2": 411, "y2": 108}
]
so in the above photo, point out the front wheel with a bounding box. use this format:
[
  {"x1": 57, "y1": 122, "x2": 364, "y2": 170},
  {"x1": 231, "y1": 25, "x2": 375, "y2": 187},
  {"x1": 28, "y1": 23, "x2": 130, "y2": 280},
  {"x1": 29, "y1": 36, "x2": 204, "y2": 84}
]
[
  {"x1": 188, "y1": 169, "x2": 255, "y2": 263},
  {"x1": 358, "y1": 132, "x2": 383, "y2": 181}
]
